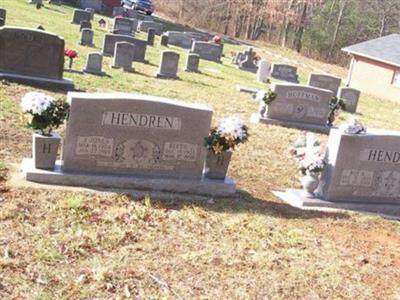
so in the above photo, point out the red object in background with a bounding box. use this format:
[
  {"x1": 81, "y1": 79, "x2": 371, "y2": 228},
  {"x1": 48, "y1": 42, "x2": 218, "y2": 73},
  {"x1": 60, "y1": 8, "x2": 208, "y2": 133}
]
[
  {"x1": 103, "y1": 0, "x2": 121, "y2": 9},
  {"x1": 64, "y1": 49, "x2": 78, "y2": 59},
  {"x1": 213, "y1": 35, "x2": 222, "y2": 44}
]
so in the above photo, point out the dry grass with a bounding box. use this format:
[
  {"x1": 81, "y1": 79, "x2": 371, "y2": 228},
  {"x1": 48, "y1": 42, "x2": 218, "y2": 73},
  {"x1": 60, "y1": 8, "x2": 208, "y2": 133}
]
[{"x1": 1, "y1": 1, "x2": 400, "y2": 299}]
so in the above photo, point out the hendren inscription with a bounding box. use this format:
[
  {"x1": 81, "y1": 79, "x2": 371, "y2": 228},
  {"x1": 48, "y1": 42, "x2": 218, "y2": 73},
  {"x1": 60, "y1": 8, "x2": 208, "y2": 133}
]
[
  {"x1": 287, "y1": 91, "x2": 321, "y2": 102},
  {"x1": 361, "y1": 149, "x2": 400, "y2": 164},
  {"x1": 102, "y1": 111, "x2": 181, "y2": 130}
]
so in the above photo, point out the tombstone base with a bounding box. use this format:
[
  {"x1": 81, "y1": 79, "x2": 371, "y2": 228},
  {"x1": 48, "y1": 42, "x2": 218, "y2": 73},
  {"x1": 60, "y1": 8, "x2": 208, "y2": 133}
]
[
  {"x1": 258, "y1": 115, "x2": 332, "y2": 134},
  {"x1": 236, "y1": 85, "x2": 260, "y2": 95},
  {"x1": 155, "y1": 72, "x2": 179, "y2": 79},
  {"x1": 21, "y1": 158, "x2": 236, "y2": 197},
  {"x1": 273, "y1": 189, "x2": 400, "y2": 220},
  {"x1": 83, "y1": 68, "x2": 106, "y2": 76},
  {"x1": 112, "y1": 65, "x2": 135, "y2": 73},
  {"x1": 79, "y1": 42, "x2": 94, "y2": 47},
  {"x1": 0, "y1": 72, "x2": 74, "y2": 90}
]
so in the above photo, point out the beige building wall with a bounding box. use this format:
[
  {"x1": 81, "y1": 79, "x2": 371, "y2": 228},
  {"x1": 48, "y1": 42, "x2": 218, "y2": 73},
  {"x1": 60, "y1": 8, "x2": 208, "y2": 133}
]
[{"x1": 348, "y1": 55, "x2": 400, "y2": 102}]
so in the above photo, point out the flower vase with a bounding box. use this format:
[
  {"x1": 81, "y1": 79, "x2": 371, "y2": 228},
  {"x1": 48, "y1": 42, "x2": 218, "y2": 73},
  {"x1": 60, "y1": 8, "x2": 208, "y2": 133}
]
[
  {"x1": 300, "y1": 173, "x2": 320, "y2": 197},
  {"x1": 32, "y1": 133, "x2": 61, "y2": 170},
  {"x1": 68, "y1": 58, "x2": 73, "y2": 70},
  {"x1": 259, "y1": 103, "x2": 267, "y2": 117},
  {"x1": 204, "y1": 150, "x2": 232, "y2": 180}
]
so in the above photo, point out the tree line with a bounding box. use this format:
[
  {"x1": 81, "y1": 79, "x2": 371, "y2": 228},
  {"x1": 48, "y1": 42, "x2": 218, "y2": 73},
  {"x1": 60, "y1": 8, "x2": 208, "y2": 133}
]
[{"x1": 153, "y1": 0, "x2": 400, "y2": 66}]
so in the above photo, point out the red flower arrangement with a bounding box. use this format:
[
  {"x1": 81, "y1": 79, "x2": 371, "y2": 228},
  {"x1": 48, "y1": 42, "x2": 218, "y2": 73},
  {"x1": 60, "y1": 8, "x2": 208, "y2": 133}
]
[
  {"x1": 64, "y1": 49, "x2": 78, "y2": 69},
  {"x1": 212, "y1": 35, "x2": 222, "y2": 44}
]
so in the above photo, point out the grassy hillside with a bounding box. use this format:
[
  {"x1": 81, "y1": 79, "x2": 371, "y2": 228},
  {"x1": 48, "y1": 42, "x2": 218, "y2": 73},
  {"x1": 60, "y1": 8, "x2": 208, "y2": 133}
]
[{"x1": 1, "y1": 1, "x2": 400, "y2": 299}]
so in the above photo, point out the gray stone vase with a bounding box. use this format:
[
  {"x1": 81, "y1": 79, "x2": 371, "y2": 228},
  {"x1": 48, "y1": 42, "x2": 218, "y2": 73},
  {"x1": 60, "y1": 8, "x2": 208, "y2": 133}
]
[
  {"x1": 32, "y1": 132, "x2": 61, "y2": 170},
  {"x1": 204, "y1": 150, "x2": 232, "y2": 180},
  {"x1": 300, "y1": 173, "x2": 320, "y2": 197}
]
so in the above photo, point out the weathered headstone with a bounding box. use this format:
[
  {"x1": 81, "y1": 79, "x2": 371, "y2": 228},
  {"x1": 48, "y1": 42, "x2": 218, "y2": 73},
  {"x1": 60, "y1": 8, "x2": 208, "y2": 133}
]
[
  {"x1": 338, "y1": 87, "x2": 360, "y2": 113},
  {"x1": 0, "y1": 8, "x2": 6, "y2": 26},
  {"x1": 155, "y1": 51, "x2": 179, "y2": 79},
  {"x1": 140, "y1": 21, "x2": 163, "y2": 35},
  {"x1": 238, "y1": 47, "x2": 257, "y2": 72},
  {"x1": 112, "y1": 6, "x2": 125, "y2": 17},
  {"x1": 80, "y1": 20, "x2": 92, "y2": 32},
  {"x1": 112, "y1": 42, "x2": 135, "y2": 72},
  {"x1": 102, "y1": 34, "x2": 147, "y2": 62},
  {"x1": 126, "y1": 8, "x2": 138, "y2": 19},
  {"x1": 190, "y1": 41, "x2": 222, "y2": 63},
  {"x1": 160, "y1": 34, "x2": 169, "y2": 46},
  {"x1": 83, "y1": 53, "x2": 106, "y2": 76},
  {"x1": 319, "y1": 128, "x2": 400, "y2": 205},
  {"x1": 256, "y1": 59, "x2": 270, "y2": 83},
  {"x1": 71, "y1": 9, "x2": 91, "y2": 25},
  {"x1": 147, "y1": 28, "x2": 155, "y2": 46},
  {"x1": 85, "y1": 8, "x2": 95, "y2": 20},
  {"x1": 270, "y1": 64, "x2": 299, "y2": 83},
  {"x1": 112, "y1": 17, "x2": 136, "y2": 36},
  {"x1": 259, "y1": 83, "x2": 333, "y2": 133},
  {"x1": 185, "y1": 53, "x2": 200, "y2": 72},
  {"x1": 80, "y1": 29, "x2": 94, "y2": 47},
  {"x1": 308, "y1": 74, "x2": 342, "y2": 94},
  {"x1": 0, "y1": 26, "x2": 73, "y2": 89},
  {"x1": 166, "y1": 31, "x2": 193, "y2": 49}
]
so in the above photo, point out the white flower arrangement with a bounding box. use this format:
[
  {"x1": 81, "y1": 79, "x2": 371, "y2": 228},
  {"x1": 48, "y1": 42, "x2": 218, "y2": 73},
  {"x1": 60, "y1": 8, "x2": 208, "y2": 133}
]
[
  {"x1": 20, "y1": 91, "x2": 54, "y2": 115},
  {"x1": 340, "y1": 118, "x2": 367, "y2": 135},
  {"x1": 217, "y1": 117, "x2": 247, "y2": 140},
  {"x1": 298, "y1": 154, "x2": 326, "y2": 175}
]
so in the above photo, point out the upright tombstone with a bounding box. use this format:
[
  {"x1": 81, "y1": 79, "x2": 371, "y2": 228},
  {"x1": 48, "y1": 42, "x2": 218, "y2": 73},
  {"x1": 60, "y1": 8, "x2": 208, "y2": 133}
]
[
  {"x1": 166, "y1": 31, "x2": 193, "y2": 49},
  {"x1": 0, "y1": 26, "x2": 73, "y2": 89},
  {"x1": 112, "y1": 17, "x2": 136, "y2": 36},
  {"x1": 190, "y1": 41, "x2": 222, "y2": 63},
  {"x1": 85, "y1": 8, "x2": 95, "y2": 20},
  {"x1": 0, "y1": 8, "x2": 6, "y2": 26},
  {"x1": 185, "y1": 53, "x2": 200, "y2": 72},
  {"x1": 270, "y1": 64, "x2": 299, "y2": 83},
  {"x1": 102, "y1": 34, "x2": 147, "y2": 62},
  {"x1": 258, "y1": 83, "x2": 333, "y2": 134},
  {"x1": 238, "y1": 47, "x2": 258, "y2": 73},
  {"x1": 308, "y1": 74, "x2": 342, "y2": 94},
  {"x1": 338, "y1": 87, "x2": 361, "y2": 113},
  {"x1": 256, "y1": 59, "x2": 270, "y2": 83},
  {"x1": 139, "y1": 21, "x2": 163, "y2": 35},
  {"x1": 80, "y1": 20, "x2": 92, "y2": 32},
  {"x1": 83, "y1": 52, "x2": 106, "y2": 76},
  {"x1": 112, "y1": 42, "x2": 135, "y2": 72},
  {"x1": 233, "y1": 52, "x2": 244, "y2": 65},
  {"x1": 80, "y1": 29, "x2": 94, "y2": 47},
  {"x1": 112, "y1": 6, "x2": 125, "y2": 17},
  {"x1": 155, "y1": 51, "x2": 179, "y2": 79},
  {"x1": 147, "y1": 28, "x2": 155, "y2": 46},
  {"x1": 126, "y1": 8, "x2": 138, "y2": 19},
  {"x1": 160, "y1": 34, "x2": 169, "y2": 46},
  {"x1": 71, "y1": 9, "x2": 92, "y2": 25}
]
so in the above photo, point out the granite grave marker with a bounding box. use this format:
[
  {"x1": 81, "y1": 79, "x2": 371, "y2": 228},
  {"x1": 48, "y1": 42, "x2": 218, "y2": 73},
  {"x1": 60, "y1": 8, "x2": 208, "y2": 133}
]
[
  {"x1": 185, "y1": 53, "x2": 200, "y2": 72},
  {"x1": 83, "y1": 52, "x2": 106, "y2": 76},
  {"x1": 80, "y1": 28, "x2": 94, "y2": 46},
  {"x1": 155, "y1": 50, "x2": 179, "y2": 79},
  {"x1": 102, "y1": 34, "x2": 147, "y2": 62},
  {"x1": 270, "y1": 64, "x2": 299, "y2": 83},
  {"x1": 72, "y1": 9, "x2": 91, "y2": 25},
  {"x1": 112, "y1": 42, "x2": 135, "y2": 72},
  {"x1": 308, "y1": 74, "x2": 342, "y2": 94},
  {"x1": 190, "y1": 41, "x2": 222, "y2": 63},
  {"x1": 338, "y1": 87, "x2": 360, "y2": 113}
]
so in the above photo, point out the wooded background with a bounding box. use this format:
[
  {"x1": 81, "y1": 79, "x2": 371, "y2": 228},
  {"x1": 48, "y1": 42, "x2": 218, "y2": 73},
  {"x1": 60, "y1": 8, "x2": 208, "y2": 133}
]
[{"x1": 153, "y1": 0, "x2": 400, "y2": 66}]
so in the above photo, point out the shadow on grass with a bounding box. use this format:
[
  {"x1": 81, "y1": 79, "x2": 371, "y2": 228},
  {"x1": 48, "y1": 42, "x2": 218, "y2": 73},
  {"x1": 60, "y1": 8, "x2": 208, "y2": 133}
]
[{"x1": 43, "y1": 5, "x2": 67, "y2": 14}]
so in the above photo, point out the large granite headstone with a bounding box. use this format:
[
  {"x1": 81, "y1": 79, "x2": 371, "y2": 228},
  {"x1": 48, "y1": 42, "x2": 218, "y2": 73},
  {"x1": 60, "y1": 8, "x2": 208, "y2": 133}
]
[
  {"x1": 155, "y1": 51, "x2": 179, "y2": 79},
  {"x1": 259, "y1": 83, "x2": 333, "y2": 133},
  {"x1": 0, "y1": 26, "x2": 73, "y2": 88},
  {"x1": 338, "y1": 87, "x2": 360, "y2": 113},
  {"x1": 102, "y1": 34, "x2": 147, "y2": 62},
  {"x1": 71, "y1": 9, "x2": 91, "y2": 25},
  {"x1": 112, "y1": 17, "x2": 136, "y2": 36},
  {"x1": 190, "y1": 41, "x2": 222, "y2": 63},
  {"x1": 308, "y1": 74, "x2": 342, "y2": 94},
  {"x1": 83, "y1": 53, "x2": 105, "y2": 76},
  {"x1": 80, "y1": 28, "x2": 94, "y2": 46},
  {"x1": 139, "y1": 21, "x2": 163, "y2": 35},
  {"x1": 166, "y1": 31, "x2": 193, "y2": 49},
  {"x1": 112, "y1": 42, "x2": 135, "y2": 72},
  {"x1": 270, "y1": 64, "x2": 299, "y2": 83}
]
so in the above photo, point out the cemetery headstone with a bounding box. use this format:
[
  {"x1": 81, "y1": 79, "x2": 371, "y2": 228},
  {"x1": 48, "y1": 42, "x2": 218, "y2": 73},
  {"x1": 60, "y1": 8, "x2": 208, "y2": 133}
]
[
  {"x1": 257, "y1": 59, "x2": 270, "y2": 83},
  {"x1": 338, "y1": 87, "x2": 360, "y2": 113},
  {"x1": 160, "y1": 34, "x2": 169, "y2": 46},
  {"x1": 233, "y1": 52, "x2": 244, "y2": 65},
  {"x1": 83, "y1": 52, "x2": 106, "y2": 76},
  {"x1": 270, "y1": 64, "x2": 299, "y2": 83},
  {"x1": 185, "y1": 53, "x2": 200, "y2": 72},
  {"x1": 80, "y1": 20, "x2": 92, "y2": 32},
  {"x1": 126, "y1": 8, "x2": 138, "y2": 19},
  {"x1": 308, "y1": 73, "x2": 342, "y2": 94},
  {"x1": 166, "y1": 31, "x2": 193, "y2": 49},
  {"x1": 238, "y1": 47, "x2": 258, "y2": 72},
  {"x1": 0, "y1": 8, "x2": 6, "y2": 26},
  {"x1": 139, "y1": 21, "x2": 163, "y2": 35},
  {"x1": 0, "y1": 26, "x2": 73, "y2": 89},
  {"x1": 112, "y1": 42, "x2": 135, "y2": 72},
  {"x1": 112, "y1": 6, "x2": 125, "y2": 17},
  {"x1": 259, "y1": 83, "x2": 333, "y2": 133},
  {"x1": 102, "y1": 34, "x2": 147, "y2": 62},
  {"x1": 155, "y1": 50, "x2": 179, "y2": 79},
  {"x1": 80, "y1": 29, "x2": 94, "y2": 47},
  {"x1": 112, "y1": 17, "x2": 136, "y2": 36},
  {"x1": 144, "y1": 15, "x2": 153, "y2": 21},
  {"x1": 85, "y1": 8, "x2": 95, "y2": 20},
  {"x1": 190, "y1": 41, "x2": 222, "y2": 63},
  {"x1": 71, "y1": 9, "x2": 91, "y2": 25},
  {"x1": 147, "y1": 28, "x2": 155, "y2": 46}
]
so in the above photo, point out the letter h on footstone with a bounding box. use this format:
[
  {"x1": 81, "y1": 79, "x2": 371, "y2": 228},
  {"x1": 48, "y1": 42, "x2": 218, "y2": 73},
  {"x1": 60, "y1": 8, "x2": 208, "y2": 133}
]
[
  {"x1": 112, "y1": 42, "x2": 135, "y2": 72},
  {"x1": 155, "y1": 50, "x2": 179, "y2": 79}
]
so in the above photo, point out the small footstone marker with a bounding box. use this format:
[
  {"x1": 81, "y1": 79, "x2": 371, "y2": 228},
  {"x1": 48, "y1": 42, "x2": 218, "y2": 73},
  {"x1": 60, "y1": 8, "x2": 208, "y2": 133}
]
[
  {"x1": 185, "y1": 53, "x2": 200, "y2": 72},
  {"x1": 112, "y1": 41, "x2": 135, "y2": 72},
  {"x1": 147, "y1": 28, "x2": 155, "y2": 46},
  {"x1": 155, "y1": 50, "x2": 179, "y2": 79},
  {"x1": 83, "y1": 53, "x2": 106, "y2": 76},
  {"x1": 80, "y1": 29, "x2": 94, "y2": 47},
  {"x1": 160, "y1": 34, "x2": 169, "y2": 47}
]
